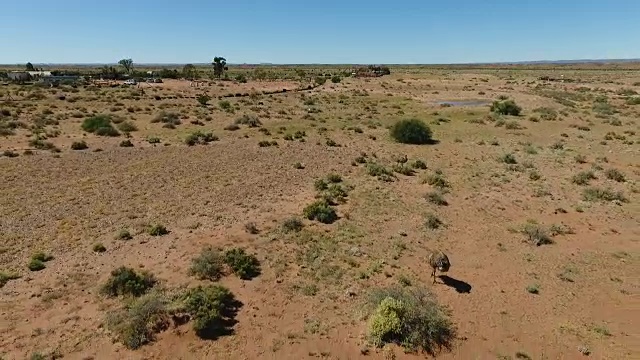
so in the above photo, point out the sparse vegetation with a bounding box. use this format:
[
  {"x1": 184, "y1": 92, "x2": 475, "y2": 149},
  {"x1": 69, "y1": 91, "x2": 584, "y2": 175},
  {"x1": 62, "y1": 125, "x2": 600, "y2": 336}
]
[
  {"x1": 101, "y1": 267, "x2": 157, "y2": 297},
  {"x1": 282, "y1": 217, "x2": 304, "y2": 233},
  {"x1": 179, "y1": 285, "x2": 241, "y2": 338},
  {"x1": 148, "y1": 224, "x2": 169, "y2": 236},
  {"x1": 189, "y1": 247, "x2": 225, "y2": 281},
  {"x1": 605, "y1": 168, "x2": 626, "y2": 182},
  {"x1": 223, "y1": 248, "x2": 261, "y2": 280},
  {"x1": 71, "y1": 140, "x2": 88, "y2": 150},
  {"x1": 303, "y1": 200, "x2": 338, "y2": 224},
  {"x1": 365, "y1": 286, "x2": 455, "y2": 354},
  {"x1": 81, "y1": 115, "x2": 120, "y2": 136},
  {"x1": 582, "y1": 187, "x2": 627, "y2": 202}
]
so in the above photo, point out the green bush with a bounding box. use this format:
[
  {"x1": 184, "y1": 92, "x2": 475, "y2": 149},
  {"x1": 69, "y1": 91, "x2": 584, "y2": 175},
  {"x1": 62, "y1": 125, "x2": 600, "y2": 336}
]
[
  {"x1": 101, "y1": 266, "x2": 157, "y2": 297},
  {"x1": 105, "y1": 292, "x2": 170, "y2": 349},
  {"x1": 116, "y1": 229, "x2": 133, "y2": 240},
  {"x1": 522, "y1": 223, "x2": 554, "y2": 246},
  {"x1": 331, "y1": 75, "x2": 342, "y2": 84},
  {"x1": 411, "y1": 160, "x2": 427, "y2": 169},
  {"x1": 365, "y1": 286, "x2": 455, "y2": 354},
  {"x1": 181, "y1": 285, "x2": 241, "y2": 338},
  {"x1": 196, "y1": 94, "x2": 212, "y2": 106},
  {"x1": 425, "y1": 214, "x2": 443, "y2": 230},
  {"x1": 425, "y1": 191, "x2": 448, "y2": 206},
  {"x1": 499, "y1": 153, "x2": 517, "y2": 164},
  {"x1": 148, "y1": 224, "x2": 169, "y2": 236},
  {"x1": 93, "y1": 243, "x2": 107, "y2": 253},
  {"x1": 582, "y1": 187, "x2": 627, "y2": 202},
  {"x1": 223, "y1": 248, "x2": 261, "y2": 280},
  {"x1": 71, "y1": 140, "x2": 88, "y2": 150},
  {"x1": 303, "y1": 200, "x2": 338, "y2": 224},
  {"x1": 0, "y1": 271, "x2": 20, "y2": 288},
  {"x1": 490, "y1": 100, "x2": 522, "y2": 116},
  {"x1": 151, "y1": 111, "x2": 181, "y2": 126},
  {"x1": 189, "y1": 247, "x2": 225, "y2": 281},
  {"x1": 29, "y1": 252, "x2": 54, "y2": 270},
  {"x1": 390, "y1": 119, "x2": 434, "y2": 144},
  {"x1": 82, "y1": 115, "x2": 119, "y2": 136}
]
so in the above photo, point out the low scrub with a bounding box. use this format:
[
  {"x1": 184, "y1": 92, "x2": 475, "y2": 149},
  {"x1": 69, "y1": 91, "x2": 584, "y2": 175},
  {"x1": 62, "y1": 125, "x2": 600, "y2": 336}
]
[
  {"x1": 101, "y1": 266, "x2": 157, "y2": 297},
  {"x1": 425, "y1": 191, "x2": 448, "y2": 206},
  {"x1": 303, "y1": 199, "x2": 338, "y2": 224},
  {"x1": 282, "y1": 217, "x2": 304, "y2": 233},
  {"x1": 179, "y1": 285, "x2": 242, "y2": 338},
  {"x1": 151, "y1": 111, "x2": 181, "y2": 126},
  {"x1": 491, "y1": 99, "x2": 521, "y2": 116},
  {"x1": 189, "y1": 247, "x2": 225, "y2": 281},
  {"x1": 185, "y1": 131, "x2": 218, "y2": 146},
  {"x1": 71, "y1": 140, "x2": 88, "y2": 150},
  {"x1": 390, "y1": 119, "x2": 434, "y2": 145},
  {"x1": 147, "y1": 224, "x2": 169, "y2": 236},
  {"x1": 582, "y1": 187, "x2": 628, "y2": 203},
  {"x1": 604, "y1": 168, "x2": 626, "y2": 182},
  {"x1": 365, "y1": 286, "x2": 455, "y2": 355},
  {"x1": 235, "y1": 114, "x2": 262, "y2": 128},
  {"x1": 81, "y1": 115, "x2": 120, "y2": 136},
  {"x1": 223, "y1": 248, "x2": 261, "y2": 280},
  {"x1": 105, "y1": 291, "x2": 171, "y2": 349},
  {"x1": 521, "y1": 223, "x2": 554, "y2": 246},
  {"x1": 571, "y1": 171, "x2": 596, "y2": 185},
  {"x1": 0, "y1": 271, "x2": 20, "y2": 288}
]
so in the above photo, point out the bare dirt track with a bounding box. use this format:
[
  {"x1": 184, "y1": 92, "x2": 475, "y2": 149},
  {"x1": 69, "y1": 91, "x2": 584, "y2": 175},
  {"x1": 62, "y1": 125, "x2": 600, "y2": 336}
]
[{"x1": 1, "y1": 68, "x2": 639, "y2": 359}]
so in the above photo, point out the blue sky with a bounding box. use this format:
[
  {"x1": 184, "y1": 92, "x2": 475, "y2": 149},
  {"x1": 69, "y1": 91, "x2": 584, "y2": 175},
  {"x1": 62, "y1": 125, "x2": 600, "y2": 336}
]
[{"x1": 1, "y1": 0, "x2": 639, "y2": 64}]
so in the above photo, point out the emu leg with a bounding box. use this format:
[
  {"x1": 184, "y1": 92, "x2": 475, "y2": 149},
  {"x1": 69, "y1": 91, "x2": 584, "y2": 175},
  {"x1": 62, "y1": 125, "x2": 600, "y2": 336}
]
[{"x1": 432, "y1": 268, "x2": 436, "y2": 284}]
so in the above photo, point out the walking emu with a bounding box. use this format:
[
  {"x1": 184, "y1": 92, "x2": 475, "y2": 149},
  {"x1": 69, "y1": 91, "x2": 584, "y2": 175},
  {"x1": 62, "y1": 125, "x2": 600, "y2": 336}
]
[{"x1": 428, "y1": 250, "x2": 451, "y2": 284}]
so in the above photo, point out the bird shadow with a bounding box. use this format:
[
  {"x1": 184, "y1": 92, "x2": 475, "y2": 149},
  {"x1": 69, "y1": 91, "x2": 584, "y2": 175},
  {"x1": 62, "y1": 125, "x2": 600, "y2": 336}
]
[{"x1": 438, "y1": 275, "x2": 472, "y2": 294}]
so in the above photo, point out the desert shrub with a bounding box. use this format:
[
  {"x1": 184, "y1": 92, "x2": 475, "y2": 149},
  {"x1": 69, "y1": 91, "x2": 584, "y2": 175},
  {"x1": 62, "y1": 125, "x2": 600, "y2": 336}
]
[
  {"x1": 522, "y1": 223, "x2": 554, "y2": 246},
  {"x1": 3, "y1": 150, "x2": 19, "y2": 157},
  {"x1": 592, "y1": 101, "x2": 616, "y2": 115},
  {"x1": 303, "y1": 200, "x2": 338, "y2": 224},
  {"x1": 532, "y1": 107, "x2": 557, "y2": 121},
  {"x1": 393, "y1": 164, "x2": 415, "y2": 176},
  {"x1": 425, "y1": 191, "x2": 448, "y2": 206},
  {"x1": 582, "y1": 187, "x2": 627, "y2": 202},
  {"x1": 119, "y1": 139, "x2": 134, "y2": 147},
  {"x1": 390, "y1": 119, "x2": 434, "y2": 144},
  {"x1": 314, "y1": 76, "x2": 327, "y2": 86},
  {"x1": 331, "y1": 75, "x2": 342, "y2": 83},
  {"x1": 626, "y1": 97, "x2": 640, "y2": 105},
  {"x1": 605, "y1": 168, "x2": 626, "y2": 182},
  {"x1": 235, "y1": 114, "x2": 262, "y2": 127},
  {"x1": 326, "y1": 138, "x2": 339, "y2": 147},
  {"x1": 314, "y1": 178, "x2": 328, "y2": 191},
  {"x1": 0, "y1": 271, "x2": 20, "y2": 288},
  {"x1": 499, "y1": 153, "x2": 517, "y2": 164},
  {"x1": 526, "y1": 284, "x2": 540, "y2": 295},
  {"x1": 293, "y1": 162, "x2": 304, "y2": 169},
  {"x1": 93, "y1": 243, "x2": 107, "y2": 253},
  {"x1": 491, "y1": 100, "x2": 521, "y2": 116},
  {"x1": 411, "y1": 159, "x2": 427, "y2": 169},
  {"x1": 105, "y1": 291, "x2": 170, "y2": 349},
  {"x1": 322, "y1": 183, "x2": 349, "y2": 204},
  {"x1": 571, "y1": 171, "x2": 596, "y2": 185},
  {"x1": 366, "y1": 163, "x2": 393, "y2": 177},
  {"x1": 28, "y1": 251, "x2": 54, "y2": 271},
  {"x1": 223, "y1": 248, "x2": 261, "y2": 280},
  {"x1": 224, "y1": 123, "x2": 240, "y2": 131},
  {"x1": 244, "y1": 222, "x2": 259, "y2": 234},
  {"x1": 574, "y1": 154, "x2": 587, "y2": 164},
  {"x1": 282, "y1": 217, "x2": 304, "y2": 233},
  {"x1": 185, "y1": 131, "x2": 218, "y2": 146},
  {"x1": 423, "y1": 172, "x2": 449, "y2": 189},
  {"x1": 101, "y1": 267, "x2": 157, "y2": 297},
  {"x1": 189, "y1": 247, "x2": 225, "y2": 281},
  {"x1": 505, "y1": 120, "x2": 522, "y2": 130},
  {"x1": 425, "y1": 214, "x2": 443, "y2": 230},
  {"x1": 326, "y1": 173, "x2": 343, "y2": 183},
  {"x1": 218, "y1": 100, "x2": 232, "y2": 111},
  {"x1": 82, "y1": 115, "x2": 119, "y2": 136},
  {"x1": 71, "y1": 140, "x2": 88, "y2": 150},
  {"x1": 118, "y1": 121, "x2": 138, "y2": 132},
  {"x1": 365, "y1": 286, "x2": 455, "y2": 354},
  {"x1": 258, "y1": 140, "x2": 276, "y2": 147},
  {"x1": 116, "y1": 229, "x2": 133, "y2": 240},
  {"x1": 148, "y1": 224, "x2": 169, "y2": 236},
  {"x1": 151, "y1": 111, "x2": 181, "y2": 126},
  {"x1": 180, "y1": 285, "x2": 241, "y2": 338},
  {"x1": 196, "y1": 94, "x2": 212, "y2": 106}
]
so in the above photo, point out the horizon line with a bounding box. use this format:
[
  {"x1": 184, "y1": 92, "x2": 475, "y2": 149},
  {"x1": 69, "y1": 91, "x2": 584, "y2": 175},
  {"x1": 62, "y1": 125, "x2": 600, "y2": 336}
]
[{"x1": 2, "y1": 58, "x2": 640, "y2": 67}]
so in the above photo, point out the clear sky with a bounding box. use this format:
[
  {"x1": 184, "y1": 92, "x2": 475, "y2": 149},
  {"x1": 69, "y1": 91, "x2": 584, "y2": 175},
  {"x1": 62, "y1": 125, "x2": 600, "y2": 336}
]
[{"x1": 1, "y1": 0, "x2": 639, "y2": 64}]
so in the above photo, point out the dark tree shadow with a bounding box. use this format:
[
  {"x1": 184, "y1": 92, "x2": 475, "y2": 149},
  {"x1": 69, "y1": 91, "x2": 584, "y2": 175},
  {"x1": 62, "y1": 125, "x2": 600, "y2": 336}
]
[
  {"x1": 195, "y1": 298, "x2": 244, "y2": 340},
  {"x1": 438, "y1": 275, "x2": 472, "y2": 294}
]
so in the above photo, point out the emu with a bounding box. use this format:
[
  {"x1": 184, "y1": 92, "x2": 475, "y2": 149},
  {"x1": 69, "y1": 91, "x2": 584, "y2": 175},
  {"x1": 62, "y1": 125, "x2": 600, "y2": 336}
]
[{"x1": 428, "y1": 250, "x2": 451, "y2": 284}]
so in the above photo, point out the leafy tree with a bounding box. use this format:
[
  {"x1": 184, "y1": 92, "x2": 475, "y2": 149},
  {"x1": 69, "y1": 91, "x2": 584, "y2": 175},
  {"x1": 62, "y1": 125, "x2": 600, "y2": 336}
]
[
  {"x1": 182, "y1": 64, "x2": 198, "y2": 79},
  {"x1": 212, "y1": 56, "x2": 227, "y2": 79},
  {"x1": 118, "y1": 58, "x2": 134, "y2": 74},
  {"x1": 25, "y1": 62, "x2": 35, "y2": 71}
]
